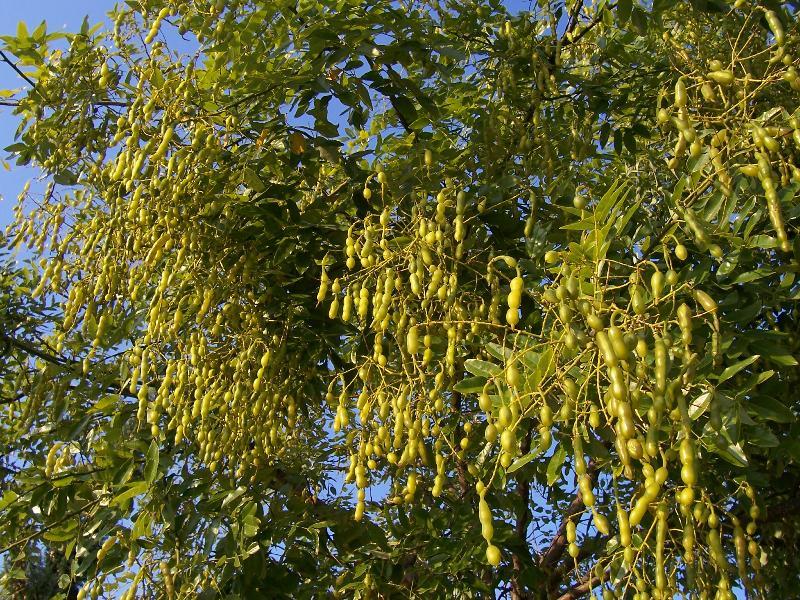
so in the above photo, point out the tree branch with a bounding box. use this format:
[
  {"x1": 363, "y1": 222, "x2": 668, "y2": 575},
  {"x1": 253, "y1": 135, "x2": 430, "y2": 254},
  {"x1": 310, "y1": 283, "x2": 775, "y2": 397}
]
[
  {"x1": 0, "y1": 497, "x2": 103, "y2": 555},
  {"x1": 555, "y1": 572, "x2": 601, "y2": 600},
  {"x1": 0, "y1": 330, "x2": 69, "y2": 366},
  {"x1": 561, "y1": 4, "x2": 615, "y2": 51},
  {"x1": 0, "y1": 393, "x2": 25, "y2": 405},
  {"x1": 563, "y1": 0, "x2": 586, "y2": 43},
  {"x1": 364, "y1": 56, "x2": 415, "y2": 135},
  {"x1": 511, "y1": 426, "x2": 533, "y2": 600},
  {"x1": 0, "y1": 330, "x2": 140, "y2": 401},
  {"x1": 539, "y1": 460, "x2": 598, "y2": 570},
  {"x1": 0, "y1": 50, "x2": 37, "y2": 90},
  {"x1": 451, "y1": 390, "x2": 469, "y2": 497}
]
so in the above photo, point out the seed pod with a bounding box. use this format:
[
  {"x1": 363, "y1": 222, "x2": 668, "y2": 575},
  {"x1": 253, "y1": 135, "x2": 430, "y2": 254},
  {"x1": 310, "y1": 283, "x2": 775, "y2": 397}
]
[
  {"x1": 501, "y1": 428, "x2": 517, "y2": 454},
  {"x1": 678, "y1": 303, "x2": 693, "y2": 345},
  {"x1": 651, "y1": 269, "x2": 664, "y2": 301},
  {"x1": 595, "y1": 330, "x2": 618, "y2": 368},
  {"x1": 700, "y1": 82, "x2": 717, "y2": 102},
  {"x1": 486, "y1": 544, "x2": 501, "y2": 566},
  {"x1": 765, "y1": 10, "x2": 785, "y2": 45},
  {"x1": 707, "y1": 70, "x2": 734, "y2": 85},
  {"x1": 675, "y1": 77, "x2": 688, "y2": 108},
  {"x1": 631, "y1": 285, "x2": 646, "y2": 315},
  {"x1": 407, "y1": 325, "x2": 419, "y2": 354},
  {"x1": 592, "y1": 509, "x2": 610, "y2": 535},
  {"x1": 479, "y1": 496, "x2": 494, "y2": 541},
  {"x1": 693, "y1": 289, "x2": 717, "y2": 314},
  {"x1": 608, "y1": 326, "x2": 629, "y2": 361},
  {"x1": 617, "y1": 505, "x2": 631, "y2": 546},
  {"x1": 654, "y1": 337, "x2": 668, "y2": 393},
  {"x1": 506, "y1": 363, "x2": 520, "y2": 388},
  {"x1": 655, "y1": 504, "x2": 668, "y2": 591}
]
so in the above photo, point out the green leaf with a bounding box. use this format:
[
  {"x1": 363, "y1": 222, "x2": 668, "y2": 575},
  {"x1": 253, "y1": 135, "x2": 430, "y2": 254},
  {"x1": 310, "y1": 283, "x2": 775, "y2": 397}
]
[
  {"x1": 392, "y1": 95, "x2": 417, "y2": 125},
  {"x1": 242, "y1": 167, "x2": 265, "y2": 192},
  {"x1": 688, "y1": 391, "x2": 713, "y2": 420},
  {"x1": 526, "y1": 347, "x2": 555, "y2": 394},
  {"x1": 464, "y1": 359, "x2": 502, "y2": 378},
  {"x1": 111, "y1": 481, "x2": 149, "y2": 507},
  {"x1": 712, "y1": 441, "x2": 748, "y2": 467},
  {"x1": 485, "y1": 342, "x2": 513, "y2": 361},
  {"x1": 91, "y1": 394, "x2": 119, "y2": 414},
  {"x1": 144, "y1": 440, "x2": 159, "y2": 485},
  {"x1": 43, "y1": 524, "x2": 79, "y2": 543},
  {"x1": 132, "y1": 510, "x2": 153, "y2": 540},
  {"x1": 452, "y1": 376, "x2": 487, "y2": 394},
  {"x1": 617, "y1": 0, "x2": 633, "y2": 22},
  {"x1": 0, "y1": 490, "x2": 19, "y2": 511},
  {"x1": 242, "y1": 513, "x2": 261, "y2": 538},
  {"x1": 222, "y1": 486, "x2": 247, "y2": 508},
  {"x1": 746, "y1": 425, "x2": 779, "y2": 448},
  {"x1": 716, "y1": 355, "x2": 759, "y2": 384},
  {"x1": 748, "y1": 396, "x2": 795, "y2": 423},
  {"x1": 594, "y1": 179, "x2": 626, "y2": 223},
  {"x1": 546, "y1": 445, "x2": 567, "y2": 486},
  {"x1": 31, "y1": 21, "x2": 47, "y2": 42},
  {"x1": 623, "y1": 129, "x2": 637, "y2": 154},
  {"x1": 507, "y1": 450, "x2": 539, "y2": 474},
  {"x1": 763, "y1": 353, "x2": 798, "y2": 367}
]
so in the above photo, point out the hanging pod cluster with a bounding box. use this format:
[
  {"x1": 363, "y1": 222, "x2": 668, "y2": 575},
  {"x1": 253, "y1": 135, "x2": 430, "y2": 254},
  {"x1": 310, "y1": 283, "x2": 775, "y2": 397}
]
[
  {"x1": 8, "y1": 37, "x2": 319, "y2": 486},
  {"x1": 658, "y1": 5, "x2": 799, "y2": 255}
]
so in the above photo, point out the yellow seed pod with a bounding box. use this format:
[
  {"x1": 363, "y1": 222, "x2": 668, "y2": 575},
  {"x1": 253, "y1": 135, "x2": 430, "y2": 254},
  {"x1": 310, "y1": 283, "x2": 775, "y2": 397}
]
[
  {"x1": 328, "y1": 297, "x2": 340, "y2": 319},
  {"x1": 500, "y1": 428, "x2": 517, "y2": 454},
  {"x1": 506, "y1": 307, "x2": 520, "y2": 327},
  {"x1": 506, "y1": 363, "x2": 520, "y2": 388},
  {"x1": 765, "y1": 10, "x2": 784, "y2": 45},
  {"x1": 617, "y1": 506, "x2": 631, "y2": 546},
  {"x1": 507, "y1": 288, "x2": 521, "y2": 310},
  {"x1": 674, "y1": 77, "x2": 688, "y2": 108},
  {"x1": 486, "y1": 544, "x2": 501, "y2": 566},
  {"x1": 566, "y1": 519, "x2": 577, "y2": 543},
  {"x1": 693, "y1": 289, "x2": 717, "y2": 314},
  {"x1": 707, "y1": 70, "x2": 734, "y2": 85},
  {"x1": 567, "y1": 542, "x2": 580, "y2": 558},
  {"x1": 592, "y1": 509, "x2": 610, "y2": 535},
  {"x1": 96, "y1": 534, "x2": 117, "y2": 563},
  {"x1": 407, "y1": 325, "x2": 419, "y2": 354}
]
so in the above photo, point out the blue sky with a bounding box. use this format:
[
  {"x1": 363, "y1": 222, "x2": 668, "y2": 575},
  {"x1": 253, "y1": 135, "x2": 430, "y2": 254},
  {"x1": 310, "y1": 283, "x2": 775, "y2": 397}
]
[{"x1": 0, "y1": 1, "x2": 116, "y2": 231}]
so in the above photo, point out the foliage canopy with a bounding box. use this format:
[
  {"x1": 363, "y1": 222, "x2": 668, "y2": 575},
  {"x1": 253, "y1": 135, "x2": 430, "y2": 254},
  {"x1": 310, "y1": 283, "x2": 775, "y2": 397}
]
[{"x1": 1, "y1": 0, "x2": 800, "y2": 598}]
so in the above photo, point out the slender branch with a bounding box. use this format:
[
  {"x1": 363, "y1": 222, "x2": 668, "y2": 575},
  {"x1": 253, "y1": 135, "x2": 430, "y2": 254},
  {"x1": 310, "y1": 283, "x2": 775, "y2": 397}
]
[
  {"x1": 511, "y1": 426, "x2": 533, "y2": 600},
  {"x1": 0, "y1": 393, "x2": 25, "y2": 405},
  {"x1": 555, "y1": 573, "x2": 601, "y2": 600},
  {"x1": 0, "y1": 50, "x2": 37, "y2": 90},
  {"x1": 89, "y1": 99, "x2": 130, "y2": 108},
  {"x1": 0, "y1": 330, "x2": 140, "y2": 401},
  {"x1": 0, "y1": 497, "x2": 103, "y2": 555},
  {"x1": 563, "y1": 0, "x2": 586, "y2": 43},
  {"x1": 364, "y1": 56, "x2": 415, "y2": 135},
  {"x1": 539, "y1": 460, "x2": 598, "y2": 570},
  {"x1": 451, "y1": 390, "x2": 469, "y2": 497},
  {"x1": 562, "y1": 4, "x2": 615, "y2": 50},
  {"x1": 0, "y1": 330, "x2": 69, "y2": 366}
]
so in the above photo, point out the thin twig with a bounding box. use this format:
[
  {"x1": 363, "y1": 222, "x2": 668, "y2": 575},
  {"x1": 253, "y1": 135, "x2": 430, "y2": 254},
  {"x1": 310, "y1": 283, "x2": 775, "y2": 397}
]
[
  {"x1": 555, "y1": 572, "x2": 602, "y2": 600},
  {"x1": 539, "y1": 460, "x2": 598, "y2": 570},
  {"x1": 0, "y1": 50, "x2": 37, "y2": 90},
  {"x1": 0, "y1": 497, "x2": 103, "y2": 555}
]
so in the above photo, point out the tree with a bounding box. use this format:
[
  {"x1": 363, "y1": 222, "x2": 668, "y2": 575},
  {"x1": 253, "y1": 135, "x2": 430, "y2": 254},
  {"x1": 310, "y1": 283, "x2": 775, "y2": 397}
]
[{"x1": 1, "y1": 0, "x2": 799, "y2": 597}]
